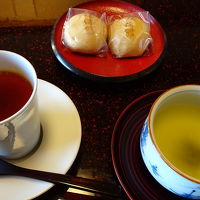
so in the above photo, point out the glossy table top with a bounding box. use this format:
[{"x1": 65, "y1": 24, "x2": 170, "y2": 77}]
[{"x1": 0, "y1": 0, "x2": 199, "y2": 199}]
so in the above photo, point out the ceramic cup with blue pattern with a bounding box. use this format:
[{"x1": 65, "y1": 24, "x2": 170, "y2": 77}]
[{"x1": 140, "y1": 85, "x2": 200, "y2": 199}]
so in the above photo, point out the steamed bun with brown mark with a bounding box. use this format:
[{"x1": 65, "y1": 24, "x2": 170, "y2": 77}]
[
  {"x1": 108, "y1": 16, "x2": 152, "y2": 58},
  {"x1": 63, "y1": 13, "x2": 107, "y2": 55}
]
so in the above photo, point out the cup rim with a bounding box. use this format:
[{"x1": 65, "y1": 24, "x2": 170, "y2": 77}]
[
  {"x1": 0, "y1": 50, "x2": 38, "y2": 125},
  {"x1": 148, "y1": 84, "x2": 200, "y2": 184}
]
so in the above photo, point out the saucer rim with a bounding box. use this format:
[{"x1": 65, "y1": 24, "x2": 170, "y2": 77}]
[{"x1": 111, "y1": 90, "x2": 166, "y2": 199}]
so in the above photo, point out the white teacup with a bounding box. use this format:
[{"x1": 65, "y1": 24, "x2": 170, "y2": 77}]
[
  {"x1": 140, "y1": 85, "x2": 200, "y2": 199},
  {"x1": 0, "y1": 50, "x2": 40, "y2": 159}
]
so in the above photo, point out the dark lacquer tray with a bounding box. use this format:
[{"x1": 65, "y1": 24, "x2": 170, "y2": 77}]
[{"x1": 111, "y1": 90, "x2": 187, "y2": 200}]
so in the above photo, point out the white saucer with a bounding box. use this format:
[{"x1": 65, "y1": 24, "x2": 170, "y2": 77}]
[{"x1": 0, "y1": 79, "x2": 82, "y2": 200}]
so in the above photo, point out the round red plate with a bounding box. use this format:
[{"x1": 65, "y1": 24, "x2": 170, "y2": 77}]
[
  {"x1": 111, "y1": 90, "x2": 187, "y2": 200},
  {"x1": 51, "y1": 0, "x2": 167, "y2": 82}
]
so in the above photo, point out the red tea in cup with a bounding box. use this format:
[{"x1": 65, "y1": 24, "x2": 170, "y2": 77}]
[
  {"x1": 0, "y1": 71, "x2": 33, "y2": 121},
  {"x1": 0, "y1": 50, "x2": 40, "y2": 159}
]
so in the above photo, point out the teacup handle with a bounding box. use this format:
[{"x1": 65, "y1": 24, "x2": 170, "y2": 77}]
[{"x1": 0, "y1": 122, "x2": 15, "y2": 156}]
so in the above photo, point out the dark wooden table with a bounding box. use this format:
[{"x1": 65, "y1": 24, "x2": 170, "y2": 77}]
[{"x1": 0, "y1": 0, "x2": 199, "y2": 199}]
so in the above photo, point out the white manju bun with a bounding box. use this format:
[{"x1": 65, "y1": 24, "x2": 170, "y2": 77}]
[
  {"x1": 63, "y1": 13, "x2": 107, "y2": 54},
  {"x1": 108, "y1": 17, "x2": 151, "y2": 58}
]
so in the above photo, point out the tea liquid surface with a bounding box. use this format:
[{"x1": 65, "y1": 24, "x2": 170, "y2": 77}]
[
  {"x1": 0, "y1": 71, "x2": 32, "y2": 121},
  {"x1": 153, "y1": 103, "x2": 200, "y2": 180}
]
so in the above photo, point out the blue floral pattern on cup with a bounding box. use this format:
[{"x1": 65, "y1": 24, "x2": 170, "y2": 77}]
[
  {"x1": 140, "y1": 118, "x2": 148, "y2": 154},
  {"x1": 150, "y1": 164, "x2": 160, "y2": 177}
]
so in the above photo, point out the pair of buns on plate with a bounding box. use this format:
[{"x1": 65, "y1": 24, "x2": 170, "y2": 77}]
[{"x1": 62, "y1": 12, "x2": 151, "y2": 58}]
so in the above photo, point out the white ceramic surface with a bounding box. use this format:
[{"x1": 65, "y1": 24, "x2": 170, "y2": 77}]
[
  {"x1": 0, "y1": 79, "x2": 82, "y2": 200},
  {"x1": 140, "y1": 85, "x2": 200, "y2": 199},
  {"x1": 0, "y1": 50, "x2": 40, "y2": 159}
]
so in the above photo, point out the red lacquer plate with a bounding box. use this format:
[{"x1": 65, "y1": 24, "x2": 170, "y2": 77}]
[
  {"x1": 51, "y1": 0, "x2": 167, "y2": 82},
  {"x1": 111, "y1": 91, "x2": 187, "y2": 200}
]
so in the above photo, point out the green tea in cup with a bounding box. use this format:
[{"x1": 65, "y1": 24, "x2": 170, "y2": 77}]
[
  {"x1": 140, "y1": 85, "x2": 200, "y2": 199},
  {"x1": 153, "y1": 93, "x2": 200, "y2": 180}
]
